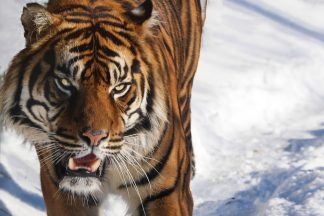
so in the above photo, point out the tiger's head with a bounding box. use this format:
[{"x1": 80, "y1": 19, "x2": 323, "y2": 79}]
[{"x1": 0, "y1": 0, "x2": 168, "y2": 197}]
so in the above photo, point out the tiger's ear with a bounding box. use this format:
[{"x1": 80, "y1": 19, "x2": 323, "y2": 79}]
[
  {"x1": 21, "y1": 3, "x2": 61, "y2": 45},
  {"x1": 125, "y1": 0, "x2": 153, "y2": 24}
]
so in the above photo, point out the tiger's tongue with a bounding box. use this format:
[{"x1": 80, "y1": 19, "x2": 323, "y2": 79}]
[{"x1": 68, "y1": 153, "x2": 101, "y2": 173}]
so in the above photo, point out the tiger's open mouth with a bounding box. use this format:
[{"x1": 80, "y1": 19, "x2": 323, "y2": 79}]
[
  {"x1": 68, "y1": 153, "x2": 101, "y2": 173},
  {"x1": 55, "y1": 153, "x2": 107, "y2": 179}
]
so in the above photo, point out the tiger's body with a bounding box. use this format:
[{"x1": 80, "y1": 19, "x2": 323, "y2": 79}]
[{"x1": 0, "y1": 0, "x2": 206, "y2": 215}]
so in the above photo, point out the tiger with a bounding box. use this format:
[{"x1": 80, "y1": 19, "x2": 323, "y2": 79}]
[{"x1": 0, "y1": 0, "x2": 206, "y2": 215}]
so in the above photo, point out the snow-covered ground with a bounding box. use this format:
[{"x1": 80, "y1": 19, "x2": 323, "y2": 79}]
[{"x1": 2, "y1": 0, "x2": 324, "y2": 215}]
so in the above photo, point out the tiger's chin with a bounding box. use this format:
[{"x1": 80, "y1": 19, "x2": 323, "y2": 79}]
[
  {"x1": 55, "y1": 153, "x2": 108, "y2": 197},
  {"x1": 59, "y1": 176, "x2": 102, "y2": 197}
]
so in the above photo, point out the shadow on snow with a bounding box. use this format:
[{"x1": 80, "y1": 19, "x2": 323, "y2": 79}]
[
  {"x1": 226, "y1": 0, "x2": 324, "y2": 44},
  {"x1": 195, "y1": 127, "x2": 324, "y2": 216},
  {"x1": 0, "y1": 163, "x2": 45, "y2": 212},
  {"x1": 0, "y1": 199, "x2": 11, "y2": 216}
]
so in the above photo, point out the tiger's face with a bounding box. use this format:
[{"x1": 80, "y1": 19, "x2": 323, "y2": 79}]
[{"x1": 1, "y1": 0, "x2": 167, "y2": 197}]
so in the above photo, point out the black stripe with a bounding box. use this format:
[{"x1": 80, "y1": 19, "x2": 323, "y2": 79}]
[
  {"x1": 123, "y1": 63, "x2": 129, "y2": 74},
  {"x1": 115, "y1": 31, "x2": 135, "y2": 44},
  {"x1": 26, "y1": 99, "x2": 49, "y2": 123},
  {"x1": 125, "y1": 91, "x2": 137, "y2": 108},
  {"x1": 185, "y1": 2, "x2": 192, "y2": 60},
  {"x1": 139, "y1": 150, "x2": 183, "y2": 215},
  {"x1": 48, "y1": 106, "x2": 64, "y2": 121},
  {"x1": 162, "y1": 37, "x2": 173, "y2": 59},
  {"x1": 28, "y1": 63, "x2": 42, "y2": 96},
  {"x1": 70, "y1": 42, "x2": 92, "y2": 53},
  {"x1": 65, "y1": 11, "x2": 118, "y2": 20},
  {"x1": 65, "y1": 28, "x2": 91, "y2": 41},
  {"x1": 96, "y1": 62, "x2": 110, "y2": 84},
  {"x1": 65, "y1": 18, "x2": 91, "y2": 24},
  {"x1": 58, "y1": 142, "x2": 83, "y2": 149},
  {"x1": 182, "y1": 157, "x2": 191, "y2": 192},
  {"x1": 179, "y1": 94, "x2": 187, "y2": 107},
  {"x1": 56, "y1": 128, "x2": 76, "y2": 140},
  {"x1": 82, "y1": 30, "x2": 93, "y2": 40},
  {"x1": 181, "y1": 101, "x2": 191, "y2": 126},
  {"x1": 139, "y1": 75, "x2": 145, "y2": 101},
  {"x1": 119, "y1": 65, "x2": 129, "y2": 81},
  {"x1": 100, "y1": 21, "x2": 129, "y2": 30},
  {"x1": 92, "y1": 13, "x2": 117, "y2": 20},
  {"x1": 68, "y1": 53, "x2": 93, "y2": 68},
  {"x1": 81, "y1": 58, "x2": 94, "y2": 80},
  {"x1": 131, "y1": 59, "x2": 141, "y2": 74},
  {"x1": 65, "y1": 11, "x2": 92, "y2": 17},
  {"x1": 56, "y1": 64, "x2": 70, "y2": 75},
  {"x1": 53, "y1": 5, "x2": 91, "y2": 13},
  {"x1": 112, "y1": 68, "x2": 118, "y2": 82},
  {"x1": 100, "y1": 45, "x2": 119, "y2": 57},
  {"x1": 182, "y1": 29, "x2": 198, "y2": 86},
  {"x1": 104, "y1": 145, "x2": 122, "y2": 150},
  {"x1": 21, "y1": 116, "x2": 45, "y2": 132},
  {"x1": 130, "y1": 46, "x2": 137, "y2": 55},
  {"x1": 93, "y1": 6, "x2": 112, "y2": 12},
  {"x1": 127, "y1": 109, "x2": 145, "y2": 123},
  {"x1": 146, "y1": 75, "x2": 154, "y2": 114},
  {"x1": 44, "y1": 79, "x2": 58, "y2": 106},
  {"x1": 72, "y1": 65, "x2": 79, "y2": 80},
  {"x1": 120, "y1": 127, "x2": 173, "y2": 189},
  {"x1": 97, "y1": 26, "x2": 124, "y2": 46},
  {"x1": 109, "y1": 138, "x2": 124, "y2": 143},
  {"x1": 123, "y1": 114, "x2": 151, "y2": 137}
]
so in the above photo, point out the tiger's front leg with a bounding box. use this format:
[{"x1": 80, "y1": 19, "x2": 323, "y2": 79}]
[
  {"x1": 136, "y1": 187, "x2": 193, "y2": 216},
  {"x1": 123, "y1": 142, "x2": 194, "y2": 216},
  {"x1": 40, "y1": 168, "x2": 101, "y2": 216}
]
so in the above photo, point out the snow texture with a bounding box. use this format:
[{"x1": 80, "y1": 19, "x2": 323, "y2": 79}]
[{"x1": 2, "y1": 0, "x2": 324, "y2": 215}]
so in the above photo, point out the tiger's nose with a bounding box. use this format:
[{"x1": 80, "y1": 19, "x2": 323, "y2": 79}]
[{"x1": 81, "y1": 129, "x2": 108, "y2": 146}]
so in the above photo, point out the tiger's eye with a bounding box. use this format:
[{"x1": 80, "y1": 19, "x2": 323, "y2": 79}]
[
  {"x1": 115, "y1": 84, "x2": 126, "y2": 92},
  {"x1": 60, "y1": 78, "x2": 71, "y2": 87}
]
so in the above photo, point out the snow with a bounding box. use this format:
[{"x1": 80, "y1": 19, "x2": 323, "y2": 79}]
[{"x1": 1, "y1": 0, "x2": 324, "y2": 215}]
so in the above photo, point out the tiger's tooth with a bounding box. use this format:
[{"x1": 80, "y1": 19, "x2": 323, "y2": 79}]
[
  {"x1": 68, "y1": 158, "x2": 77, "y2": 171},
  {"x1": 90, "y1": 159, "x2": 102, "y2": 172}
]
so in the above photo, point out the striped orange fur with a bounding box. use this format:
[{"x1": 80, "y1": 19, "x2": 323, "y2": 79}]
[{"x1": 0, "y1": 0, "x2": 206, "y2": 215}]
